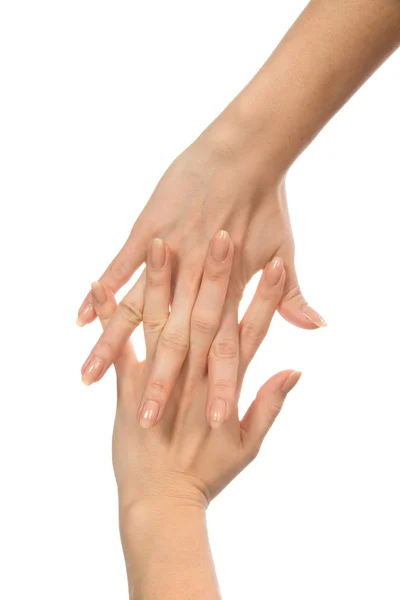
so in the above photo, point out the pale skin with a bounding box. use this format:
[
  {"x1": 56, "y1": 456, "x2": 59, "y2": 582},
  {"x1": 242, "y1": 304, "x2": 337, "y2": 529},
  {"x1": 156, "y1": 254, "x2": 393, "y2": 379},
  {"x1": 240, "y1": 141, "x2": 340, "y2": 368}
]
[
  {"x1": 92, "y1": 232, "x2": 301, "y2": 599},
  {"x1": 79, "y1": 0, "x2": 400, "y2": 430}
]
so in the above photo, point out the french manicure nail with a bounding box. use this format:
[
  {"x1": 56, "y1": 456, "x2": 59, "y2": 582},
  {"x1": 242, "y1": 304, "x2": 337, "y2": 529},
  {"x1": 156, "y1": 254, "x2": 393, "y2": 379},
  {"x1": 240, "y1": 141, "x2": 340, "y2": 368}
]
[
  {"x1": 281, "y1": 371, "x2": 302, "y2": 394},
  {"x1": 301, "y1": 306, "x2": 327, "y2": 328},
  {"x1": 81, "y1": 357, "x2": 105, "y2": 385},
  {"x1": 211, "y1": 230, "x2": 229, "y2": 262},
  {"x1": 209, "y1": 398, "x2": 227, "y2": 429},
  {"x1": 77, "y1": 301, "x2": 95, "y2": 327},
  {"x1": 150, "y1": 238, "x2": 165, "y2": 269},
  {"x1": 264, "y1": 257, "x2": 283, "y2": 286},
  {"x1": 91, "y1": 281, "x2": 106, "y2": 304},
  {"x1": 139, "y1": 400, "x2": 160, "y2": 429}
]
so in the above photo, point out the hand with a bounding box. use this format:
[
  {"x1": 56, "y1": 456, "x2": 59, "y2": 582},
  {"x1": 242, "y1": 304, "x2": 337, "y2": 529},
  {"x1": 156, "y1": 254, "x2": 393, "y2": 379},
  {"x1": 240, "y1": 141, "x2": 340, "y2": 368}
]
[
  {"x1": 79, "y1": 118, "x2": 319, "y2": 426},
  {"x1": 91, "y1": 234, "x2": 301, "y2": 510}
]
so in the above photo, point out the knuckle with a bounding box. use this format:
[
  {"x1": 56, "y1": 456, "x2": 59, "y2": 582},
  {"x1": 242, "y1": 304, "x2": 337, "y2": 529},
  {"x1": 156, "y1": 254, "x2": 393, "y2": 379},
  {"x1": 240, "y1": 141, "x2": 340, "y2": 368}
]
[
  {"x1": 258, "y1": 285, "x2": 281, "y2": 302},
  {"x1": 119, "y1": 299, "x2": 143, "y2": 327},
  {"x1": 240, "y1": 320, "x2": 264, "y2": 345},
  {"x1": 205, "y1": 265, "x2": 226, "y2": 283},
  {"x1": 191, "y1": 312, "x2": 219, "y2": 335},
  {"x1": 268, "y1": 400, "x2": 284, "y2": 422},
  {"x1": 213, "y1": 378, "x2": 235, "y2": 393},
  {"x1": 110, "y1": 260, "x2": 129, "y2": 283},
  {"x1": 148, "y1": 380, "x2": 166, "y2": 399},
  {"x1": 146, "y1": 272, "x2": 165, "y2": 288},
  {"x1": 160, "y1": 329, "x2": 189, "y2": 354},
  {"x1": 143, "y1": 307, "x2": 168, "y2": 333},
  {"x1": 95, "y1": 337, "x2": 114, "y2": 360},
  {"x1": 211, "y1": 338, "x2": 238, "y2": 360},
  {"x1": 283, "y1": 283, "x2": 302, "y2": 303},
  {"x1": 143, "y1": 318, "x2": 166, "y2": 334}
]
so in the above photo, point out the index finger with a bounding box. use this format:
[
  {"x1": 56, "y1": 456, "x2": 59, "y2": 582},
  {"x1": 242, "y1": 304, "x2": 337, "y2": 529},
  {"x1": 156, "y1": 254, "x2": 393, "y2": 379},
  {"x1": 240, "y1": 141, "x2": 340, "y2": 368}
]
[
  {"x1": 80, "y1": 270, "x2": 145, "y2": 385},
  {"x1": 85, "y1": 281, "x2": 137, "y2": 380},
  {"x1": 77, "y1": 225, "x2": 147, "y2": 326}
]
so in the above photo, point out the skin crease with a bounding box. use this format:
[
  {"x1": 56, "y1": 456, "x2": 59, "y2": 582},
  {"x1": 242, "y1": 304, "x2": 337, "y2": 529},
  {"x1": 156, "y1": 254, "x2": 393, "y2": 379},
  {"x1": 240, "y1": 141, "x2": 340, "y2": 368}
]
[
  {"x1": 92, "y1": 235, "x2": 301, "y2": 600},
  {"x1": 79, "y1": 0, "x2": 400, "y2": 429}
]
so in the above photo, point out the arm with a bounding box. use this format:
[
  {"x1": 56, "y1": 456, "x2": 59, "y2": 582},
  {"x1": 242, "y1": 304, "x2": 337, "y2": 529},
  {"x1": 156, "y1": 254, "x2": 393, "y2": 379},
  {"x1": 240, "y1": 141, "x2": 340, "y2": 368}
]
[
  {"x1": 217, "y1": 0, "x2": 400, "y2": 173},
  {"x1": 121, "y1": 505, "x2": 220, "y2": 600},
  {"x1": 79, "y1": 0, "x2": 399, "y2": 429},
  {"x1": 91, "y1": 233, "x2": 301, "y2": 599}
]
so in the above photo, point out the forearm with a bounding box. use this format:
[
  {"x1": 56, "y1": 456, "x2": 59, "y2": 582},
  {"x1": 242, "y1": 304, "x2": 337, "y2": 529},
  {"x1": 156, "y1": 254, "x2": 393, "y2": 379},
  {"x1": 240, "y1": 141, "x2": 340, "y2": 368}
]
[
  {"x1": 212, "y1": 0, "x2": 400, "y2": 173},
  {"x1": 120, "y1": 504, "x2": 221, "y2": 600}
]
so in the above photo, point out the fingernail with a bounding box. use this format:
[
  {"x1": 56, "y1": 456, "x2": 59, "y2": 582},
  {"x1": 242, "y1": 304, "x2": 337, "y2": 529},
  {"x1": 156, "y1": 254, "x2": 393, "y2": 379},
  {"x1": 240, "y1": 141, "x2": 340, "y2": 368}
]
[
  {"x1": 139, "y1": 400, "x2": 160, "y2": 429},
  {"x1": 209, "y1": 398, "x2": 227, "y2": 429},
  {"x1": 91, "y1": 281, "x2": 106, "y2": 304},
  {"x1": 81, "y1": 357, "x2": 105, "y2": 385},
  {"x1": 264, "y1": 257, "x2": 283, "y2": 286},
  {"x1": 281, "y1": 371, "x2": 302, "y2": 394},
  {"x1": 301, "y1": 306, "x2": 327, "y2": 327},
  {"x1": 211, "y1": 230, "x2": 229, "y2": 262},
  {"x1": 150, "y1": 238, "x2": 165, "y2": 269},
  {"x1": 77, "y1": 301, "x2": 95, "y2": 327}
]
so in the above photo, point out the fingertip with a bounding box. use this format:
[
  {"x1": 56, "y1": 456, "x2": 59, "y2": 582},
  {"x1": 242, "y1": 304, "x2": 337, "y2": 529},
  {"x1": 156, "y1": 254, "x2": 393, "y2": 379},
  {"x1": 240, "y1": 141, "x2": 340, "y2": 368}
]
[
  {"x1": 263, "y1": 256, "x2": 285, "y2": 287},
  {"x1": 81, "y1": 356, "x2": 105, "y2": 386},
  {"x1": 148, "y1": 237, "x2": 166, "y2": 270},
  {"x1": 208, "y1": 398, "x2": 228, "y2": 429},
  {"x1": 300, "y1": 305, "x2": 327, "y2": 328},
  {"x1": 91, "y1": 281, "x2": 107, "y2": 305},
  {"x1": 138, "y1": 399, "x2": 161, "y2": 429},
  {"x1": 210, "y1": 230, "x2": 232, "y2": 263},
  {"x1": 257, "y1": 369, "x2": 300, "y2": 395},
  {"x1": 77, "y1": 297, "x2": 96, "y2": 326},
  {"x1": 280, "y1": 370, "x2": 302, "y2": 394},
  {"x1": 278, "y1": 304, "x2": 322, "y2": 330}
]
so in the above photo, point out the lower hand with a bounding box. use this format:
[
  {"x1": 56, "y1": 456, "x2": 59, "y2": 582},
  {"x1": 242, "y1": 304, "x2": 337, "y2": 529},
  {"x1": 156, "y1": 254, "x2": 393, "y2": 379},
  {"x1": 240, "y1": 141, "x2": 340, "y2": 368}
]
[{"x1": 91, "y1": 235, "x2": 301, "y2": 512}]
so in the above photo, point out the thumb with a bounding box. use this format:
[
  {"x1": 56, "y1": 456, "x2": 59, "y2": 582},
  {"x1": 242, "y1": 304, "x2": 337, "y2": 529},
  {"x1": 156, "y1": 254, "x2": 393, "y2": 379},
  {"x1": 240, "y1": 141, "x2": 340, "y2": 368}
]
[
  {"x1": 241, "y1": 370, "x2": 302, "y2": 454},
  {"x1": 278, "y1": 261, "x2": 327, "y2": 330}
]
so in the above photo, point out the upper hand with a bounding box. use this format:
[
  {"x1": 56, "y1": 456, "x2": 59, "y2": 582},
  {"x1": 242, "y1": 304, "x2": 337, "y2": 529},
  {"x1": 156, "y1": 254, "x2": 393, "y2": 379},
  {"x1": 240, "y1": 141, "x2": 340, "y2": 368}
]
[{"x1": 79, "y1": 120, "x2": 324, "y2": 426}]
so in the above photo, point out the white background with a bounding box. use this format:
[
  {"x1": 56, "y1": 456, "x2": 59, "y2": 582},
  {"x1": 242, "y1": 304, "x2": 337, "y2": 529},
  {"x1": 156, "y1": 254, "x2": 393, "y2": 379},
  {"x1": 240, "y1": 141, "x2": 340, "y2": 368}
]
[{"x1": 1, "y1": 1, "x2": 399, "y2": 598}]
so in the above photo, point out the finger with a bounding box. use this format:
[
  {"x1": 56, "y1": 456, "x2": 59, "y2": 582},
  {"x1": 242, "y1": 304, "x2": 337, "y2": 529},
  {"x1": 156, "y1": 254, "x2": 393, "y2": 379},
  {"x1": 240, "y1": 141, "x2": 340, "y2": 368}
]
[
  {"x1": 143, "y1": 238, "x2": 172, "y2": 360},
  {"x1": 88, "y1": 281, "x2": 136, "y2": 378},
  {"x1": 238, "y1": 257, "x2": 286, "y2": 382},
  {"x1": 240, "y1": 370, "x2": 302, "y2": 456},
  {"x1": 137, "y1": 239, "x2": 213, "y2": 429},
  {"x1": 188, "y1": 231, "x2": 234, "y2": 376},
  {"x1": 77, "y1": 225, "x2": 147, "y2": 327},
  {"x1": 206, "y1": 297, "x2": 239, "y2": 429},
  {"x1": 91, "y1": 281, "x2": 118, "y2": 328},
  {"x1": 80, "y1": 270, "x2": 145, "y2": 385},
  {"x1": 136, "y1": 287, "x2": 192, "y2": 429},
  {"x1": 278, "y1": 261, "x2": 327, "y2": 330}
]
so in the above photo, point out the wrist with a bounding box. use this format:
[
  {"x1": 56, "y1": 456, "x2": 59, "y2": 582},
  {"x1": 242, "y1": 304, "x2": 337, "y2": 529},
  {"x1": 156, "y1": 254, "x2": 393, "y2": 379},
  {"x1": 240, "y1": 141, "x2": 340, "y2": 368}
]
[
  {"x1": 117, "y1": 470, "x2": 211, "y2": 522},
  {"x1": 195, "y1": 101, "x2": 287, "y2": 189},
  {"x1": 121, "y1": 500, "x2": 206, "y2": 535},
  {"x1": 196, "y1": 77, "x2": 293, "y2": 185},
  {"x1": 119, "y1": 502, "x2": 208, "y2": 568}
]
